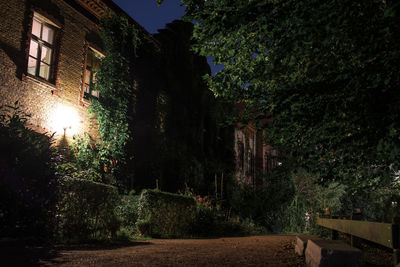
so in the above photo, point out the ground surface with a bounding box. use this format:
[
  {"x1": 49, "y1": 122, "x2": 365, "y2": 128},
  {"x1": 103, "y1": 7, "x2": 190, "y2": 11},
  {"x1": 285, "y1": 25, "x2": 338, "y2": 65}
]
[{"x1": 2, "y1": 235, "x2": 305, "y2": 266}]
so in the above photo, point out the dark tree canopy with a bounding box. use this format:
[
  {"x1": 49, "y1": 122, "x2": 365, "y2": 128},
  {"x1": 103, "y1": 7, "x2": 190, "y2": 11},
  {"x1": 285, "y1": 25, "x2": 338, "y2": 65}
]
[{"x1": 173, "y1": 0, "x2": 400, "y2": 188}]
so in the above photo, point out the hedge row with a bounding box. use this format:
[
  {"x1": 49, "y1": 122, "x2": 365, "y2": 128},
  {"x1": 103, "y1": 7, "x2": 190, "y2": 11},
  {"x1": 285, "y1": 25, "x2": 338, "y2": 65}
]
[
  {"x1": 57, "y1": 178, "x2": 120, "y2": 241},
  {"x1": 137, "y1": 189, "x2": 196, "y2": 237}
]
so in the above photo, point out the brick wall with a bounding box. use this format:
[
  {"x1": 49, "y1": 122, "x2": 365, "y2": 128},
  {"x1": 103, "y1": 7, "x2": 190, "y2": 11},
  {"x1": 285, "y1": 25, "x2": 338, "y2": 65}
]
[{"x1": 0, "y1": 0, "x2": 101, "y2": 140}]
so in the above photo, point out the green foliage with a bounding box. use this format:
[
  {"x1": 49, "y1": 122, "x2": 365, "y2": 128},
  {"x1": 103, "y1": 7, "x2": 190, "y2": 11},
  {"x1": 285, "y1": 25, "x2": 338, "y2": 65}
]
[
  {"x1": 115, "y1": 195, "x2": 140, "y2": 238},
  {"x1": 181, "y1": 0, "x2": 400, "y2": 213},
  {"x1": 277, "y1": 169, "x2": 400, "y2": 234},
  {"x1": 0, "y1": 102, "x2": 57, "y2": 241},
  {"x1": 57, "y1": 178, "x2": 120, "y2": 242},
  {"x1": 279, "y1": 195, "x2": 308, "y2": 233},
  {"x1": 137, "y1": 189, "x2": 196, "y2": 237},
  {"x1": 227, "y1": 166, "x2": 295, "y2": 231},
  {"x1": 293, "y1": 170, "x2": 347, "y2": 215},
  {"x1": 285, "y1": 170, "x2": 348, "y2": 233},
  {"x1": 191, "y1": 201, "x2": 216, "y2": 236},
  {"x1": 70, "y1": 133, "x2": 100, "y2": 171},
  {"x1": 89, "y1": 13, "x2": 140, "y2": 186},
  {"x1": 55, "y1": 162, "x2": 102, "y2": 183},
  {"x1": 340, "y1": 171, "x2": 400, "y2": 223},
  {"x1": 190, "y1": 193, "x2": 266, "y2": 237}
]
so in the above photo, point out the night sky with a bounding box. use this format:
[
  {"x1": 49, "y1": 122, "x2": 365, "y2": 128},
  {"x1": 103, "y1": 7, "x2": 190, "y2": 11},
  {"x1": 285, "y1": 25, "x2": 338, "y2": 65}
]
[
  {"x1": 112, "y1": 0, "x2": 186, "y2": 34},
  {"x1": 112, "y1": 0, "x2": 223, "y2": 75}
]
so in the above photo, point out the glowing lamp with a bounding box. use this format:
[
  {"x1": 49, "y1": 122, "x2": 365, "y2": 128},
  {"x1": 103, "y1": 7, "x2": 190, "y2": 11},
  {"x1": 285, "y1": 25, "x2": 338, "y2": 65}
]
[{"x1": 49, "y1": 103, "x2": 80, "y2": 136}]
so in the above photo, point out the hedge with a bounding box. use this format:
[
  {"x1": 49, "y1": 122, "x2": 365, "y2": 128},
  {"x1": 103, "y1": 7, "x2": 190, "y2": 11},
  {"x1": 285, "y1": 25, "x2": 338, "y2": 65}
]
[
  {"x1": 57, "y1": 178, "x2": 120, "y2": 241},
  {"x1": 137, "y1": 189, "x2": 196, "y2": 237}
]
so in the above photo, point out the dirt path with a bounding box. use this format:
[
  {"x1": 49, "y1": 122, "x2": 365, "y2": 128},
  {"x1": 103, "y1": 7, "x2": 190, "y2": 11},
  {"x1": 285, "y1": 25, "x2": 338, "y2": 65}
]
[{"x1": 3, "y1": 235, "x2": 305, "y2": 266}]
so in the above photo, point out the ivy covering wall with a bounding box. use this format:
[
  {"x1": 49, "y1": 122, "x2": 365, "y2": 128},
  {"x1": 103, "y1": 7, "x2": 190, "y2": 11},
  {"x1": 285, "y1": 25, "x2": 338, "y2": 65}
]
[
  {"x1": 88, "y1": 13, "x2": 140, "y2": 187},
  {"x1": 81, "y1": 16, "x2": 234, "y2": 194}
]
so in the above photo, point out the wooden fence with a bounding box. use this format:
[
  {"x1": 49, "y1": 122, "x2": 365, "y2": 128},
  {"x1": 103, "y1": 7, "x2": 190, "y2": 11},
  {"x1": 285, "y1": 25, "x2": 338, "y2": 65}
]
[{"x1": 317, "y1": 217, "x2": 399, "y2": 265}]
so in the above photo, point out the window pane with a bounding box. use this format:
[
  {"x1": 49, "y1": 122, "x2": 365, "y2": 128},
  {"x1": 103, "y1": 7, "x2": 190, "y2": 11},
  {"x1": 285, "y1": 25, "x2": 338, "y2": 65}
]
[
  {"x1": 41, "y1": 46, "x2": 52, "y2": 64},
  {"x1": 92, "y1": 57, "x2": 100, "y2": 71},
  {"x1": 32, "y1": 19, "x2": 41, "y2": 37},
  {"x1": 28, "y1": 56, "x2": 37, "y2": 75},
  {"x1": 92, "y1": 72, "x2": 97, "y2": 83},
  {"x1": 42, "y1": 25, "x2": 54, "y2": 44},
  {"x1": 29, "y1": 40, "x2": 38, "y2": 57},
  {"x1": 83, "y1": 84, "x2": 90, "y2": 93},
  {"x1": 84, "y1": 69, "x2": 91, "y2": 84},
  {"x1": 91, "y1": 51, "x2": 101, "y2": 71},
  {"x1": 39, "y1": 63, "x2": 50, "y2": 80},
  {"x1": 91, "y1": 90, "x2": 99, "y2": 98},
  {"x1": 86, "y1": 52, "x2": 93, "y2": 68}
]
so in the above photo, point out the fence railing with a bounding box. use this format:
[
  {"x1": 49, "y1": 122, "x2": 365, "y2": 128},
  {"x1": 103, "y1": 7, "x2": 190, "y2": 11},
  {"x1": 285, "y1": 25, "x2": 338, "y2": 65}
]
[{"x1": 317, "y1": 217, "x2": 399, "y2": 266}]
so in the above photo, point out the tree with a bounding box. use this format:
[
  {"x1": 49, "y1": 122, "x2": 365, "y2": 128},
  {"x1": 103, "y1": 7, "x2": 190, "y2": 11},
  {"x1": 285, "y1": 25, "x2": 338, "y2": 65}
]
[{"x1": 173, "y1": 0, "x2": 400, "y2": 188}]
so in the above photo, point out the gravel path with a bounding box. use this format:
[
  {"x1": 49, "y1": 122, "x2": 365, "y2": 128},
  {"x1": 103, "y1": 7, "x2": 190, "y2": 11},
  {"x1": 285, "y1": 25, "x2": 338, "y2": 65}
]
[{"x1": 2, "y1": 235, "x2": 305, "y2": 266}]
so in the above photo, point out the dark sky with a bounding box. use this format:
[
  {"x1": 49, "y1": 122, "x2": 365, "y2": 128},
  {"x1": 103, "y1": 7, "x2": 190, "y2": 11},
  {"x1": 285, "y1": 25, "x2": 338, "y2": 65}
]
[
  {"x1": 112, "y1": 0, "x2": 185, "y2": 34},
  {"x1": 112, "y1": 0, "x2": 223, "y2": 75}
]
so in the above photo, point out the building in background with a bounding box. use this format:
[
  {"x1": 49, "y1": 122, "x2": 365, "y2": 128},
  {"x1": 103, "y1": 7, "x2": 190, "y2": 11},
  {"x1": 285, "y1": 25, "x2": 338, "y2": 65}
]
[{"x1": 234, "y1": 105, "x2": 278, "y2": 186}]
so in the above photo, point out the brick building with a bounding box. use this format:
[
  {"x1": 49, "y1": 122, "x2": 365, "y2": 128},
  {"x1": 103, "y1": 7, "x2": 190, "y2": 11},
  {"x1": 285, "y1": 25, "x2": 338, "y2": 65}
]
[
  {"x1": 0, "y1": 0, "x2": 232, "y2": 191},
  {"x1": 234, "y1": 105, "x2": 278, "y2": 185},
  {"x1": 0, "y1": 0, "x2": 157, "y2": 140}
]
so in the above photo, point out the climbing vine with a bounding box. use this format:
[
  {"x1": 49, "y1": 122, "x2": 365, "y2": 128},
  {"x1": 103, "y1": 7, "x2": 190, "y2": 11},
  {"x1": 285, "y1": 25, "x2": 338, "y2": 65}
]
[{"x1": 89, "y1": 13, "x2": 140, "y2": 184}]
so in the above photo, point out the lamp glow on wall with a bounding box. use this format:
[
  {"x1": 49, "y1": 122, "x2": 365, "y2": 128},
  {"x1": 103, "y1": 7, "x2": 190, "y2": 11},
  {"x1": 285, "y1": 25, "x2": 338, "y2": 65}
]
[{"x1": 49, "y1": 103, "x2": 81, "y2": 136}]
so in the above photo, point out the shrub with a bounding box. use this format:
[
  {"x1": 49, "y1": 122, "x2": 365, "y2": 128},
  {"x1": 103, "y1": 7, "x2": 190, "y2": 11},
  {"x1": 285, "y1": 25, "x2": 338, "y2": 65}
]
[
  {"x1": 191, "y1": 203, "x2": 216, "y2": 236},
  {"x1": 56, "y1": 162, "x2": 102, "y2": 183},
  {"x1": 71, "y1": 133, "x2": 101, "y2": 171},
  {"x1": 227, "y1": 166, "x2": 295, "y2": 232},
  {"x1": 115, "y1": 195, "x2": 140, "y2": 238},
  {"x1": 0, "y1": 102, "x2": 57, "y2": 241},
  {"x1": 277, "y1": 195, "x2": 308, "y2": 233},
  {"x1": 137, "y1": 189, "x2": 196, "y2": 237},
  {"x1": 57, "y1": 178, "x2": 120, "y2": 242},
  {"x1": 192, "y1": 202, "x2": 266, "y2": 237}
]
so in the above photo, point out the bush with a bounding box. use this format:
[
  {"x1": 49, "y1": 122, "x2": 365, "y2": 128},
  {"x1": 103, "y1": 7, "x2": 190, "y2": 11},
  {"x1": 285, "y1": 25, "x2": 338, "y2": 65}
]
[
  {"x1": 189, "y1": 192, "x2": 266, "y2": 237},
  {"x1": 0, "y1": 102, "x2": 57, "y2": 241},
  {"x1": 57, "y1": 178, "x2": 120, "y2": 242},
  {"x1": 71, "y1": 133, "x2": 101, "y2": 171},
  {"x1": 137, "y1": 189, "x2": 196, "y2": 237},
  {"x1": 191, "y1": 204, "x2": 216, "y2": 236},
  {"x1": 227, "y1": 166, "x2": 296, "y2": 232},
  {"x1": 115, "y1": 194, "x2": 140, "y2": 238},
  {"x1": 56, "y1": 162, "x2": 102, "y2": 183}
]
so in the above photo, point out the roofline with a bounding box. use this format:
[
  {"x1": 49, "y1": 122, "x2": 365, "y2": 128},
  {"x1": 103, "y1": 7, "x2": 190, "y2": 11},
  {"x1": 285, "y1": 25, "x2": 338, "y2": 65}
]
[
  {"x1": 103, "y1": 0, "x2": 161, "y2": 51},
  {"x1": 68, "y1": 0, "x2": 160, "y2": 51}
]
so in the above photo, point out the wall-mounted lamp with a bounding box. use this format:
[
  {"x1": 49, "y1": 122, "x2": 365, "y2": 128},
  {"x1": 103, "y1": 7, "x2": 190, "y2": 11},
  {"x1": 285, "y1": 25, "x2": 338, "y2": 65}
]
[{"x1": 49, "y1": 103, "x2": 80, "y2": 137}]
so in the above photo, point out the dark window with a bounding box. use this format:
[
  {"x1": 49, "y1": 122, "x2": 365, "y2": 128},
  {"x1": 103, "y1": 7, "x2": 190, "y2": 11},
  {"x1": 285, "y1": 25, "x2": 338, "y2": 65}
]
[
  {"x1": 83, "y1": 48, "x2": 101, "y2": 99},
  {"x1": 27, "y1": 15, "x2": 56, "y2": 81}
]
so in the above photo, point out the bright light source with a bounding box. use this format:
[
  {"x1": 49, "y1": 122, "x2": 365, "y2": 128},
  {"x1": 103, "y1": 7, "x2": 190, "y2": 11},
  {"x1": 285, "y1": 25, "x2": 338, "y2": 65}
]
[{"x1": 48, "y1": 103, "x2": 81, "y2": 136}]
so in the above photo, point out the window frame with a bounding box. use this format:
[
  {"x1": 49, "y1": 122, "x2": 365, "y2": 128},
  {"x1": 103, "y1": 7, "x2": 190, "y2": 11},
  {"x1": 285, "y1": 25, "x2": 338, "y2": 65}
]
[
  {"x1": 83, "y1": 48, "x2": 101, "y2": 100},
  {"x1": 80, "y1": 44, "x2": 104, "y2": 106},
  {"x1": 27, "y1": 13, "x2": 59, "y2": 83}
]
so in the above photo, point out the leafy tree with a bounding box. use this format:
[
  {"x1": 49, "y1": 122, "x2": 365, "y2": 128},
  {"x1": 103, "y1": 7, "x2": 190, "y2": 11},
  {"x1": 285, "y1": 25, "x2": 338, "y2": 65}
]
[{"x1": 166, "y1": 0, "x2": 400, "y2": 188}]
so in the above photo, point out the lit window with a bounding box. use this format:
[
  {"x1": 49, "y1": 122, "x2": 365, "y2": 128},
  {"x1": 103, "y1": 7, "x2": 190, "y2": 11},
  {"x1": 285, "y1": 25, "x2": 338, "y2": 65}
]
[
  {"x1": 83, "y1": 48, "x2": 101, "y2": 99},
  {"x1": 27, "y1": 15, "x2": 57, "y2": 81}
]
